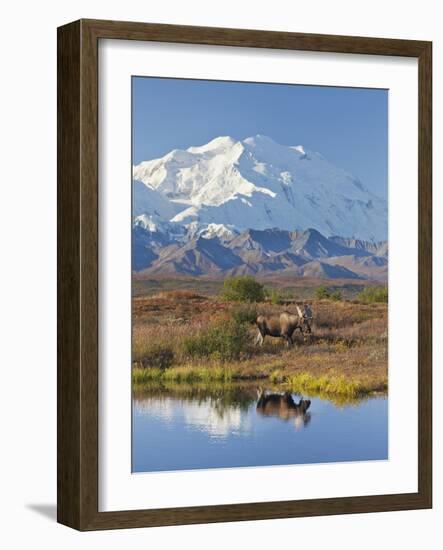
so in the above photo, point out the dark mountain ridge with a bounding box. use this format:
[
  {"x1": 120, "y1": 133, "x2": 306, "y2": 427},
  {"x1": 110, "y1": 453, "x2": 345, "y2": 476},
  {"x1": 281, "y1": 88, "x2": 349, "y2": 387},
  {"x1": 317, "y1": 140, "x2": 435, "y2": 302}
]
[{"x1": 133, "y1": 224, "x2": 388, "y2": 281}]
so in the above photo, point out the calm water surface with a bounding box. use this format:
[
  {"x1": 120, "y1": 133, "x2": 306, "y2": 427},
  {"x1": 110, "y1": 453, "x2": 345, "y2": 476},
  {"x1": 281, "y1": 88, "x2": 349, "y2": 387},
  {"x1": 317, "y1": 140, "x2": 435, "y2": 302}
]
[{"x1": 132, "y1": 383, "x2": 388, "y2": 472}]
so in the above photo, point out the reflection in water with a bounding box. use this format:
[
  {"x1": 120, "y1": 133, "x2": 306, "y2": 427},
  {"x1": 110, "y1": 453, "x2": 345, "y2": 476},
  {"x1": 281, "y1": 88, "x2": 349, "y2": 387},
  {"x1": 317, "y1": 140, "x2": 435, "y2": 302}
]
[
  {"x1": 133, "y1": 384, "x2": 256, "y2": 439},
  {"x1": 136, "y1": 397, "x2": 247, "y2": 438},
  {"x1": 132, "y1": 381, "x2": 388, "y2": 473},
  {"x1": 256, "y1": 388, "x2": 312, "y2": 430}
]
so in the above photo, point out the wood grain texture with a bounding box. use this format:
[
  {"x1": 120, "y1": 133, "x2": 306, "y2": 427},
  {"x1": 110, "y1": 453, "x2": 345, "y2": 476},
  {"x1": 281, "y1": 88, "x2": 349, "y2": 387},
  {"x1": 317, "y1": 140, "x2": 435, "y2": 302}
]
[
  {"x1": 57, "y1": 20, "x2": 81, "y2": 528},
  {"x1": 82, "y1": 18, "x2": 429, "y2": 56},
  {"x1": 57, "y1": 19, "x2": 432, "y2": 531},
  {"x1": 417, "y1": 42, "x2": 432, "y2": 506}
]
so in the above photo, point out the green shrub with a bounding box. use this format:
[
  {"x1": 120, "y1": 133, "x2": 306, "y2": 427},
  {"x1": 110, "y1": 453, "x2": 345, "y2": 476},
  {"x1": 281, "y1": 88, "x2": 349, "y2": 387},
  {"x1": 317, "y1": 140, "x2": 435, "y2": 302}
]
[
  {"x1": 264, "y1": 287, "x2": 295, "y2": 305},
  {"x1": 183, "y1": 319, "x2": 248, "y2": 362},
  {"x1": 330, "y1": 290, "x2": 342, "y2": 301},
  {"x1": 315, "y1": 286, "x2": 330, "y2": 300},
  {"x1": 357, "y1": 286, "x2": 388, "y2": 303},
  {"x1": 268, "y1": 288, "x2": 284, "y2": 305},
  {"x1": 138, "y1": 344, "x2": 174, "y2": 369},
  {"x1": 221, "y1": 276, "x2": 265, "y2": 303},
  {"x1": 231, "y1": 303, "x2": 258, "y2": 325}
]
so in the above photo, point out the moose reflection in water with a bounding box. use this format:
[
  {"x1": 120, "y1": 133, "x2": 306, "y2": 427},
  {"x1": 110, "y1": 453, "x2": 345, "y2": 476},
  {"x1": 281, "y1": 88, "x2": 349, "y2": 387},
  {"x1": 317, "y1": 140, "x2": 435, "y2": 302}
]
[{"x1": 256, "y1": 388, "x2": 312, "y2": 428}]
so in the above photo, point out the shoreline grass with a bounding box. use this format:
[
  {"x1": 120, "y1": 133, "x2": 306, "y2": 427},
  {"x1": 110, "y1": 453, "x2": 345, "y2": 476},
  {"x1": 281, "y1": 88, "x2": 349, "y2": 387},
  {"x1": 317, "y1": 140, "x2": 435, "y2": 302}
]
[
  {"x1": 132, "y1": 364, "x2": 268, "y2": 386},
  {"x1": 284, "y1": 372, "x2": 387, "y2": 398},
  {"x1": 132, "y1": 365, "x2": 236, "y2": 384},
  {"x1": 132, "y1": 364, "x2": 387, "y2": 399}
]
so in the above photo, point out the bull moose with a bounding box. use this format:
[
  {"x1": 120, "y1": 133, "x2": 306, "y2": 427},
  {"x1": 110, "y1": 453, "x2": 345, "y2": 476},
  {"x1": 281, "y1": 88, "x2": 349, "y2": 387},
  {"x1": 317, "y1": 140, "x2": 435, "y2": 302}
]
[
  {"x1": 256, "y1": 388, "x2": 311, "y2": 425},
  {"x1": 255, "y1": 306, "x2": 312, "y2": 347}
]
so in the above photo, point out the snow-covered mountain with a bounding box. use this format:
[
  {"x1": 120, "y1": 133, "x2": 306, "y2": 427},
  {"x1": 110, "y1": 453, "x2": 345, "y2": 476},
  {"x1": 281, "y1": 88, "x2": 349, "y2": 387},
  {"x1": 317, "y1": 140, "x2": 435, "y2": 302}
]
[
  {"x1": 132, "y1": 135, "x2": 388, "y2": 279},
  {"x1": 133, "y1": 134, "x2": 387, "y2": 241}
]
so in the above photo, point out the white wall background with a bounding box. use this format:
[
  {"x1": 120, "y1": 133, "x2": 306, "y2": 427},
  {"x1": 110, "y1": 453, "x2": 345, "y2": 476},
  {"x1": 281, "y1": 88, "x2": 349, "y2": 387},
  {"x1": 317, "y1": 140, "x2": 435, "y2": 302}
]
[{"x1": 0, "y1": 0, "x2": 440, "y2": 547}]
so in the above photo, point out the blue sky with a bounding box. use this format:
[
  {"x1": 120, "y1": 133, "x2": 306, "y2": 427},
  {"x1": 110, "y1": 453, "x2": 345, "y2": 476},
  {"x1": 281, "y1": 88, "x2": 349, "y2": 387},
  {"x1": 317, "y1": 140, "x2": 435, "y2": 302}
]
[{"x1": 132, "y1": 77, "x2": 388, "y2": 198}]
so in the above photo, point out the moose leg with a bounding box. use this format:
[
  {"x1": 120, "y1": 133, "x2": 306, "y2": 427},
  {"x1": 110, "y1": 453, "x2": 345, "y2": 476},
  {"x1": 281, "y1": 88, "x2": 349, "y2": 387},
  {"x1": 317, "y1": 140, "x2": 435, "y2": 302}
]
[
  {"x1": 294, "y1": 325, "x2": 306, "y2": 344},
  {"x1": 254, "y1": 331, "x2": 260, "y2": 345},
  {"x1": 302, "y1": 321, "x2": 312, "y2": 343},
  {"x1": 255, "y1": 330, "x2": 264, "y2": 346}
]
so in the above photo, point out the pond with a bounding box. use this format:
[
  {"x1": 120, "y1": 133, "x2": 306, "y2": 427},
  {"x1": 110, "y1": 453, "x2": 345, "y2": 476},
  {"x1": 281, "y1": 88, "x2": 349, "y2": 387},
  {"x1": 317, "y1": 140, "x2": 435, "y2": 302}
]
[{"x1": 132, "y1": 383, "x2": 388, "y2": 473}]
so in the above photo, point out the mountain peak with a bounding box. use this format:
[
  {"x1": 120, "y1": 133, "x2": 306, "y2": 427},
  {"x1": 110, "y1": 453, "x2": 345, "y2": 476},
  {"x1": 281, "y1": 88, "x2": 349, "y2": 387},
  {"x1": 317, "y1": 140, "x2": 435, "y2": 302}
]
[
  {"x1": 133, "y1": 134, "x2": 387, "y2": 241},
  {"x1": 187, "y1": 135, "x2": 236, "y2": 154}
]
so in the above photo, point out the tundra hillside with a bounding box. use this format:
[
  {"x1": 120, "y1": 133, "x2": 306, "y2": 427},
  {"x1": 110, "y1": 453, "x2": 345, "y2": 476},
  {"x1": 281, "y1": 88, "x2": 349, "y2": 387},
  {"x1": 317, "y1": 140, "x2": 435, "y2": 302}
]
[{"x1": 132, "y1": 277, "x2": 388, "y2": 400}]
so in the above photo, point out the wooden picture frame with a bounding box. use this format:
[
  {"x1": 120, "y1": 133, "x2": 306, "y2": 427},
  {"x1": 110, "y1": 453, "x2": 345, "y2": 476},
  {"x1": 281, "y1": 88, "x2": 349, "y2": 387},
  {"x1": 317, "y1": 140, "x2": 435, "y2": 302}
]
[{"x1": 57, "y1": 18, "x2": 432, "y2": 530}]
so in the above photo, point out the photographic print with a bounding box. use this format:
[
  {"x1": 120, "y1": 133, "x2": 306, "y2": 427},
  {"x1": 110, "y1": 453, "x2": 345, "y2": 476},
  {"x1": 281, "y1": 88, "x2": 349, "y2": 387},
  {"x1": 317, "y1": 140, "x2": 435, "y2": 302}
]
[{"x1": 131, "y1": 76, "x2": 388, "y2": 473}]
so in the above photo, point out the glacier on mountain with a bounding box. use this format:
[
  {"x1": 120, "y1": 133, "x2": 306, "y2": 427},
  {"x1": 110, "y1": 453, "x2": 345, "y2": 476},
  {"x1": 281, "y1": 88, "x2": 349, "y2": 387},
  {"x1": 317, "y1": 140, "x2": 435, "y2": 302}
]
[{"x1": 133, "y1": 134, "x2": 387, "y2": 241}]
